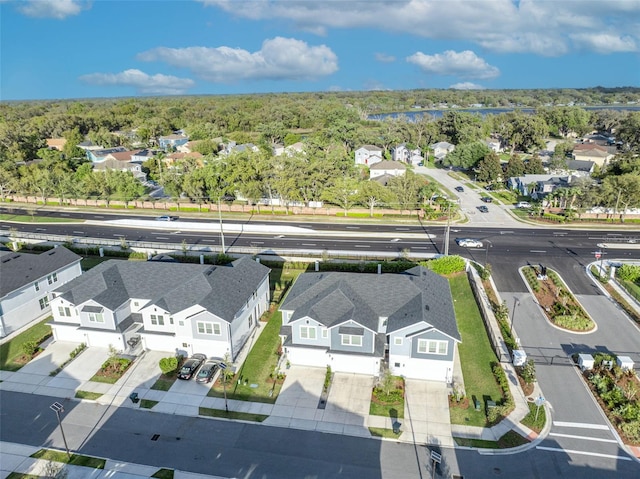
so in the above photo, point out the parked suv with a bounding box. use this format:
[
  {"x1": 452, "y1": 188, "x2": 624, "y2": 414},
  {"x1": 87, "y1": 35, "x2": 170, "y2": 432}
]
[
  {"x1": 178, "y1": 353, "x2": 206, "y2": 380},
  {"x1": 516, "y1": 201, "x2": 531, "y2": 209}
]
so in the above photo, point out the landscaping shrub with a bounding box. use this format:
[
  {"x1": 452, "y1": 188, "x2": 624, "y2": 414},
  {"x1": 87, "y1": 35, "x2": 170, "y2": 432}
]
[
  {"x1": 159, "y1": 356, "x2": 179, "y2": 375},
  {"x1": 554, "y1": 315, "x2": 593, "y2": 330},
  {"x1": 22, "y1": 340, "x2": 39, "y2": 357},
  {"x1": 617, "y1": 264, "x2": 640, "y2": 282},
  {"x1": 324, "y1": 366, "x2": 332, "y2": 392},
  {"x1": 69, "y1": 343, "x2": 86, "y2": 359},
  {"x1": 422, "y1": 255, "x2": 466, "y2": 275},
  {"x1": 517, "y1": 359, "x2": 536, "y2": 385}
]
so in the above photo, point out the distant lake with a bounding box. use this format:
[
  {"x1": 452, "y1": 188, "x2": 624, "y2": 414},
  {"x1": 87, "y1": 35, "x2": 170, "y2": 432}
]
[{"x1": 368, "y1": 105, "x2": 640, "y2": 121}]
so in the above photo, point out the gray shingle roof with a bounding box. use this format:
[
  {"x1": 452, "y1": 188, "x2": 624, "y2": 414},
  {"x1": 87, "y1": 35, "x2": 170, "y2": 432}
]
[
  {"x1": 280, "y1": 266, "x2": 460, "y2": 341},
  {"x1": 55, "y1": 257, "x2": 270, "y2": 323},
  {"x1": 0, "y1": 247, "x2": 81, "y2": 298}
]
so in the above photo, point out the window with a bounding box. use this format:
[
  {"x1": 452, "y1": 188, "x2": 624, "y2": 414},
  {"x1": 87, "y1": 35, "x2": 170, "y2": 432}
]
[
  {"x1": 34, "y1": 282, "x2": 40, "y2": 292},
  {"x1": 394, "y1": 362, "x2": 401, "y2": 368},
  {"x1": 134, "y1": 301, "x2": 139, "y2": 307},
  {"x1": 178, "y1": 320, "x2": 184, "y2": 326},
  {"x1": 88, "y1": 312, "x2": 104, "y2": 323},
  {"x1": 197, "y1": 322, "x2": 220, "y2": 335},
  {"x1": 169, "y1": 317, "x2": 174, "y2": 325},
  {"x1": 39, "y1": 297, "x2": 49, "y2": 310},
  {"x1": 47, "y1": 273, "x2": 58, "y2": 285},
  {"x1": 151, "y1": 314, "x2": 165, "y2": 326},
  {"x1": 300, "y1": 326, "x2": 316, "y2": 340},
  {"x1": 417, "y1": 339, "x2": 448, "y2": 355},
  {"x1": 394, "y1": 337, "x2": 403, "y2": 346},
  {"x1": 321, "y1": 329, "x2": 328, "y2": 339},
  {"x1": 248, "y1": 314, "x2": 254, "y2": 328},
  {"x1": 341, "y1": 334, "x2": 362, "y2": 346},
  {"x1": 58, "y1": 306, "x2": 71, "y2": 317}
]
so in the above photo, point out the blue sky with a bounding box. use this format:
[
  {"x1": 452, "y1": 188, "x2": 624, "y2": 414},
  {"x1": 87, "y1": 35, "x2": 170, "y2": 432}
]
[{"x1": 1, "y1": 0, "x2": 639, "y2": 100}]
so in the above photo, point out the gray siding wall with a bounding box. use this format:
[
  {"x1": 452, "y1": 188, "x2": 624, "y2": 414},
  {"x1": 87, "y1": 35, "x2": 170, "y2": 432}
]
[
  {"x1": 410, "y1": 330, "x2": 453, "y2": 362},
  {"x1": 190, "y1": 311, "x2": 229, "y2": 344},
  {"x1": 290, "y1": 318, "x2": 329, "y2": 346},
  {"x1": 330, "y1": 320, "x2": 374, "y2": 354}
]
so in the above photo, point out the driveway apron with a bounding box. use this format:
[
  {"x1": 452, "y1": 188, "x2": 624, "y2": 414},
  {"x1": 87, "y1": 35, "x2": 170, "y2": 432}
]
[{"x1": 403, "y1": 379, "x2": 454, "y2": 447}]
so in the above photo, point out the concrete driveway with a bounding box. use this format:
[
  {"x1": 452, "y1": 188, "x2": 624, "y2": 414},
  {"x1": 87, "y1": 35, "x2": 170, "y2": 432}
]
[{"x1": 403, "y1": 379, "x2": 454, "y2": 447}]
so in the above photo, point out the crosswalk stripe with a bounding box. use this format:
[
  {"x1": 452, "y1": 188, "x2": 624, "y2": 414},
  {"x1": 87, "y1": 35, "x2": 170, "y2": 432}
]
[
  {"x1": 549, "y1": 432, "x2": 617, "y2": 443},
  {"x1": 536, "y1": 446, "x2": 632, "y2": 461},
  {"x1": 553, "y1": 421, "x2": 609, "y2": 430}
]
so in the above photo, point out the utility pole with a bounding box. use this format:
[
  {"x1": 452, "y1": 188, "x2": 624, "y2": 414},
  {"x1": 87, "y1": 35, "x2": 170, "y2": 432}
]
[
  {"x1": 50, "y1": 402, "x2": 71, "y2": 459},
  {"x1": 218, "y1": 197, "x2": 225, "y2": 254},
  {"x1": 443, "y1": 202, "x2": 451, "y2": 256}
]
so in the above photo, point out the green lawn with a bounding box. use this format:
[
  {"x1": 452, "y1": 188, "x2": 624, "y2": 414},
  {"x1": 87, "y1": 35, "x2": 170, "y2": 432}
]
[
  {"x1": 207, "y1": 310, "x2": 283, "y2": 403},
  {"x1": 619, "y1": 279, "x2": 640, "y2": 303},
  {"x1": 0, "y1": 214, "x2": 77, "y2": 223},
  {"x1": 31, "y1": 449, "x2": 106, "y2": 469},
  {"x1": 270, "y1": 267, "x2": 307, "y2": 303},
  {"x1": 74, "y1": 390, "x2": 103, "y2": 400},
  {"x1": 140, "y1": 399, "x2": 159, "y2": 409},
  {"x1": 150, "y1": 378, "x2": 176, "y2": 391},
  {"x1": 369, "y1": 400, "x2": 404, "y2": 419},
  {"x1": 199, "y1": 407, "x2": 268, "y2": 422},
  {"x1": 448, "y1": 273, "x2": 503, "y2": 427},
  {"x1": 368, "y1": 427, "x2": 402, "y2": 439},
  {"x1": 151, "y1": 469, "x2": 175, "y2": 479},
  {"x1": 521, "y1": 400, "x2": 547, "y2": 433},
  {"x1": 0, "y1": 318, "x2": 52, "y2": 371}
]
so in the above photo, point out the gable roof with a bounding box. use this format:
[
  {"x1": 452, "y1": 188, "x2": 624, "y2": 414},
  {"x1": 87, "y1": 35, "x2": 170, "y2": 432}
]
[
  {"x1": 357, "y1": 145, "x2": 383, "y2": 152},
  {"x1": 0, "y1": 247, "x2": 81, "y2": 297},
  {"x1": 54, "y1": 257, "x2": 270, "y2": 322},
  {"x1": 280, "y1": 266, "x2": 460, "y2": 341},
  {"x1": 370, "y1": 160, "x2": 407, "y2": 170}
]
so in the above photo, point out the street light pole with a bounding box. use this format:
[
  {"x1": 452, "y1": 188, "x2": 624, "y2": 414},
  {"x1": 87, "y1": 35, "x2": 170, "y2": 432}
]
[
  {"x1": 443, "y1": 202, "x2": 451, "y2": 256},
  {"x1": 49, "y1": 402, "x2": 71, "y2": 459},
  {"x1": 484, "y1": 240, "x2": 493, "y2": 266},
  {"x1": 218, "y1": 198, "x2": 225, "y2": 255},
  {"x1": 510, "y1": 297, "x2": 520, "y2": 336}
]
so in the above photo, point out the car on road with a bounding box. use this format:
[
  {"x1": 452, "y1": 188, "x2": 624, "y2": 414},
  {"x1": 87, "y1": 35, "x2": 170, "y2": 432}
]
[
  {"x1": 196, "y1": 359, "x2": 219, "y2": 383},
  {"x1": 480, "y1": 196, "x2": 493, "y2": 203},
  {"x1": 516, "y1": 201, "x2": 531, "y2": 209},
  {"x1": 454, "y1": 186, "x2": 464, "y2": 192},
  {"x1": 477, "y1": 205, "x2": 489, "y2": 213},
  {"x1": 177, "y1": 353, "x2": 206, "y2": 380},
  {"x1": 456, "y1": 238, "x2": 484, "y2": 248},
  {"x1": 156, "y1": 215, "x2": 179, "y2": 221}
]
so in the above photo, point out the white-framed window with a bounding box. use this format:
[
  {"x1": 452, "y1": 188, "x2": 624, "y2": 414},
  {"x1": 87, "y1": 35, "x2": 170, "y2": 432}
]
[
  {"x1": 248, "y1": 314, "x2": 254, "y2": 328},
  {"x1": 417, "y1": 339, "x2": 448, "y2": 355},
  {"x1": 394, "y1": 337, "x2": 403, "y2": 346},
  {"x1": 39, "y1": 297, "x2": 49, "y2": 310},
  {"x1": 197, "y1": 322, "x2": 221, "y2": 335},
  {"x1": 321, "y1": 328, "x2": 328, "y2": 339},
  {"x1": 88, "y1": 312, "x2": 104, "y2": 323},
  {"x1": 300, "y1": 326, "x2": 316, "y2": 340},
  {"x1": 341, "y1": 334, "x2": 362, "y2": 346},
  {"x1": 47, "y1": 273, "x2": 58, "y2": 285},
  {"x1": 34, "y1": 282, "x2": 40, "y2": 292},
  {"x1": 134, "y1": 301, "x2": 139, "y2": 307},
  {"x1": 58, "y1": 306, "x2": 71, "y2": 317},
  {"x1": 169, "y1": 317, "x2": 174, "y2": 325},
  {"x1": 151, "y1": 314, "x2": 165, "y2": 326},
  {"x1": 178, "y1": 320, "x2": 184, "y2": 326}
]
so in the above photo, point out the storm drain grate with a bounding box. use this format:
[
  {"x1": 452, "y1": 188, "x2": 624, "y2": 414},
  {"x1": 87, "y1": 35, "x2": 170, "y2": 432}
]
[{"x1": 151, "y1": 434, "x2": 160, "y2": 441}]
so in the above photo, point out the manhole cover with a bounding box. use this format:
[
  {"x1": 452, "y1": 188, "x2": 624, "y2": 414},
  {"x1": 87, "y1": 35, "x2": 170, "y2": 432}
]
[
  {"x1": 151, "y1": 434, "x2": 160, "y2": 441},
  {"x1": 493, "y1": 467, "x2": 502, "y2": 475}
]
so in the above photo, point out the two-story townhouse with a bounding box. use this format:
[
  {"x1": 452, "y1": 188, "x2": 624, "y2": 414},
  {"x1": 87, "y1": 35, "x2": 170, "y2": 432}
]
[
  {"x1": 430, "y1": 142, "x2": 455, "y2": 162},
  {"x1": 279, "y1": 266, "x2": 460, "y2": 382},
  {"x1": 158, "y1": 134, "x2": 189, "y2": 150},
  {"x1": 354, "y1": 145, "x2": 383, "y2": 167},
  {"x1": 49, "y1": 257, "x2": 270, "y2": 358},
  {"x1": 369, "y1": 160, "x2": 407, "y2": 179},
  {"x1": 0, "y1": 247, "x2": 82, "y2": 338}
]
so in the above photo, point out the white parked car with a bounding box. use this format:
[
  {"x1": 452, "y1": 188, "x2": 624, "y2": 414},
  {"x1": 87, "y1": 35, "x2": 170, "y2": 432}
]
[
  {"x1": 456, "y1": 238, "x2": 484, "y2": 248},
  {"x1": 516, "y1": 201, "x2": 531, "y2": 209}
]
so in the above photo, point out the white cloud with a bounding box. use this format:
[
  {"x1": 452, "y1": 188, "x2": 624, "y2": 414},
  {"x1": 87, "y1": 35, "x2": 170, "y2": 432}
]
[
  {"x1": 450, "y1": 82, "x2": 486, "y2": 90},
  {"x1": 79, "y1": 69, "x2": 195, "y2": 95},
  {"x1": 198, "y1": 0, "x2": 640, "y2": 56},
  {"x1": 570, "y1": 33, "x2": 638, "y2": 54},
  {"x1": 407, "y1": 50, "x2": 500, "y2": 80},
  {"x1": 375, "y1": 53, "x2": 396, "y2": 63},
  {"x1": 18, "y1": 0, "x2": 86, "y2": 19},
  {"x1": 137, "y1": 37, "x2": 338, "y2": 83}
]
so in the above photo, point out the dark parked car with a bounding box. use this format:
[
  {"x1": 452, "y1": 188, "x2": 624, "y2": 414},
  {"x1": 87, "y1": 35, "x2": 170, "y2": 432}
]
[
  {"x1": 196, "y1": 359, "x2": 219, "y2": 383},
  {"x1": 455, "y1": 186, "x2": 464, "y2": 192},
  {"x1": 177, "y1": 353, "x2": 206, "y2": 380},
  {"x1": 477, "y1": 205, "x2": 489, "y2": 213},
  {"x1": 480, "y1": 196, "x2": 493, "y2": 203}
]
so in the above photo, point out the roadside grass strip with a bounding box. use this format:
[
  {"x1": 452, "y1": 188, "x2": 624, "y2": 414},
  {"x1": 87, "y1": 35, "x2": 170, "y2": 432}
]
[
  {"x1": 199, "y1": 407, "x2": 268, "y2": 422},
  {"x1": 140, "y1": 399, "x2": 159, "y2": 409},
  {"x1": 368, "y1": 427, "x2": 402, "y2": 439},
  {"x1": 30, "y1": 449, "x2": 106, "y2": 469},
  {"x1": 151, "y1": 469, "x2": 175, "y2": 479},
  {"x1": 0, "y1": 318, "x2": 52, "y2": 371},
  {"x1": 74, "y1": 390, "x2": 103, "y2": 400}
]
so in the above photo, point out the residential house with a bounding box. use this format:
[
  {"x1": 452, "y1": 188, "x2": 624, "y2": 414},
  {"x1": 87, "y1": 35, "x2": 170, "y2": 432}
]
[
  {"x1": 508, "y1": 174, "x2": 575, "y2": 198},
  {"x1": 46, "y1": 138, "x2": 67, "y2": 151},
  {"x1": 0, "y1": 247, "x2": 82, "y2": 338},
  {"x1": 220, "y1": 142, "x2": 260, "y2": 156},
  {"x1": 131, "y1": 149, "x2": 158, "y2": 164},
  {"x1": 279, "y1": 266, "x2": 461, "y2": 382},
  {"x1": 48, "y1": 257, "x2": 271, "y2": 359},
  {"x1": 392, "y1": 144, "x2": 423, "y2": 166},
  {"x1": 430, "y1": 142, "x2": 455, "y2": 161},
  {"x1": 369, "y1": 160, "x2": 406, "y2": 179},
  {"x1": 550, "y1": 159, "x2": 595, "y2": 177},
  {"x1": 284, "y1": 142, "x2": 305, "y2": 157},
  {"x1": 86, "y1": 147, "x2": 128, "y2": 163},
  {"x1": 484, "y1": 138, "x2": 502, "y2": 153},
  {"x1": 355, "y1": 145, "x2": 384, "y2": 167},
  {"x1": 158, "y1": 133, "x2": 189, "y2": 150},
  {"x1": 572, "y1": 143, "x2": 616, "y2": 167},
  {"x1": 164, "y1": 152, "x2": 205, "y2": 168},
  {"x1": 272, "y1": 144, "x2": 285, "y2": 157},
  {"x1": 177, "y1": 141, "x2": 202, "y2": 154},
  {"x1": 92, "y1": 157, "x2": 147, "y2": 182}
]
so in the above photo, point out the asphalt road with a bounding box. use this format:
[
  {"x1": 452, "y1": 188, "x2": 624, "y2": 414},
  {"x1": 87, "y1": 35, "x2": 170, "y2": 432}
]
[{"x1": 2, "y1": 391, "x2": 639, "y2": 479}]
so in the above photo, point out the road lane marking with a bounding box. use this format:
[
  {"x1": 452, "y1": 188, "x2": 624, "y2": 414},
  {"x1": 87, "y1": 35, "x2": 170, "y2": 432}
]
[
  {"x1": 553, "y1": 421, "x2": 610, "y2": 430},
  {"x1": 536, "y1": 446, "x2": 631, "y2": 461},
  {"x1": 36, "y1": 228, "x2": 46, "y2": 231},
  {"x1": 355, "y1": 245, "x2": 370, "y2": 248},
  {"x1": 200, "y1": 240, "x2": 217, "y2": 243},
  {"x1": 346, "y1": 226, "x2": 360, "y2": 229},
  {"x1": 155, "y1": 237, "x2": 169, "y2": 240},
  {"x1": 549, "y1": 433, "x2": 617, "y2": 443},
  {"x1": 301, "y1": 243, "x2": 316, "y2": 246},
  {"x1": 72, "y1": 231, "x2": 84, "y2": 234},
  {"x1": 530, "y1": 250, "x2": 547, "y2": 253},
  {"x1": 60, "y1": 213, "x2": 70, "y2": 216},
  {"x1": 395, "y1": 228, "x2": 410, "y2": 231}
]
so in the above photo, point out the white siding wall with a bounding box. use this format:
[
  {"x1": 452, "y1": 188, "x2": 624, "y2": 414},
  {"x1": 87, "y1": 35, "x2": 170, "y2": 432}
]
[
  {"x1": 51, "y1": 322, "x2": 85, "y2": 343},
  {"x1": 329, "y1": 353, "x2": 379, "y2": 375},
  {"x1": 0, "y1": 261, "x2": 81, "y2": 337}
]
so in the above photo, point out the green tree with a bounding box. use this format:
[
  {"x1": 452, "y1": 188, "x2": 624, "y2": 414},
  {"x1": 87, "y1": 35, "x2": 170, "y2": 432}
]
[
  {"x1": 62, "y1": 128, "x2": 86, "y2": 159},
  {"x1": 358, "y1": 180, "x2": 394, "y2": 217},
  {"x1": 476, "y1": 151, "x2": 503, "y2": 183},
  {"x1": 321, "y1": 176, "x2": 360, "y2": 216},
  {"x1": 617, "y1": 111, "x2": 640, "y2": 152},
  {"x1": 504, "y1": 153, "x2": 525, "y2": 179},
  {"x1": 387, "y1": 171, "x2": 425, "y2": 212},
  {"x1": 442, "y1": 141, "x2": 491, "y2": 169},
  {"x1": 525, "y1": 154, "x2": 545, "y2": 174},
  {"x1": 438, "y1": 111, "x2": 486, "y2": 145}
]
